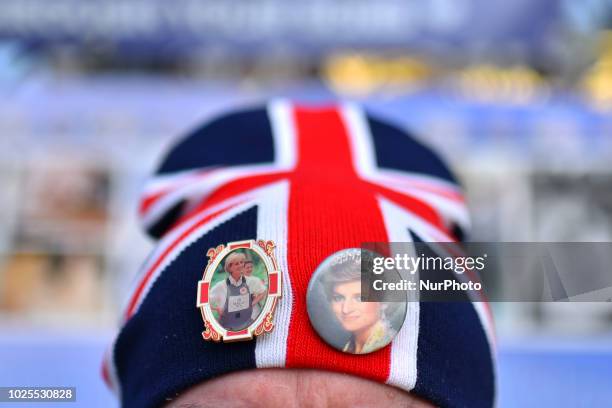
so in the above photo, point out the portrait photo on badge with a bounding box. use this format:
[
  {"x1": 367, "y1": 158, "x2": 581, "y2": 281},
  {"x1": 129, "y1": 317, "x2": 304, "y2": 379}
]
[
  {"x1": 208, "y1": 248, "x2": 269, "y2": 332},
  {"x1": 307, "y1": 248, "x2": 407, "y2": 354}
]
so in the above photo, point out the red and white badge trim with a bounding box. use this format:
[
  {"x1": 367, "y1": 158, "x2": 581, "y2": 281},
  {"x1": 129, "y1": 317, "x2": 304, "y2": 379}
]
[{"x1": 196, "y1": 239, "x2": 282, "y2": 342}]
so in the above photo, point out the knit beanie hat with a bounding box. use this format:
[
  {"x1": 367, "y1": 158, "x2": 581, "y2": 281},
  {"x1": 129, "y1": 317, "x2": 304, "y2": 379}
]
[{"x1": 103, "y1": 101, "x2": 495, "y2": 407}]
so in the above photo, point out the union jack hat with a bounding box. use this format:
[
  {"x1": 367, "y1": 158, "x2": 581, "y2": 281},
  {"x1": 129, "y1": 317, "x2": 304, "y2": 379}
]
[{"x1": 103, "y1": 101, "x2": 496, "y2": 407}]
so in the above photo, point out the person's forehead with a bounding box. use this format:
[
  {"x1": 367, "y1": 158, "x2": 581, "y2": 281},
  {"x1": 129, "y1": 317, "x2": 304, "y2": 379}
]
[{"x1": 164, "y1": 369, "x2": 433, "y2": 408}]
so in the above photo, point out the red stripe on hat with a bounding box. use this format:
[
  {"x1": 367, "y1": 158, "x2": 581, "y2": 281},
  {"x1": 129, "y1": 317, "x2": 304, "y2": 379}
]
[
  {"x1": 139, "y1": 189, "x2": 168, "y2": 216},
  {"x1": 139, "y1": 168, "x2": 219, "y2": 216},
  {"x1": 378, "y1": 175, "x2": 465, "y2": 203},
  {"x1": 170, "y1": 173, "x2": 287, "y2": 230},
  {"x1": 370, "y1": 182, "x2": 446, "y2": 231},
  {"x1": 126, "y1": 173, "x2": 289, "y2": 321},
  {"x1": 285, "y1": 106, "x2": 391, "y2": 383},
  {"x1": 125, "y1": 201, "x2": 244, "y2": 319},
  {"x1": 101, "y1": 358, "x2": 111, "y2": 387}
]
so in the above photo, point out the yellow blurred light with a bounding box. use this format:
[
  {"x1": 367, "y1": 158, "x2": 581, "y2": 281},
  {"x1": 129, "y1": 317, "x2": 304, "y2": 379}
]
[
  {"x1": 582, "y1": 31, "x2": 612, "y2": 111},
  {"x1": 323, "y1": 54, "x2": 431, "y2": 96},
  {"x1": 456, "y1": 64, "x2": 546, "y2": 105}
]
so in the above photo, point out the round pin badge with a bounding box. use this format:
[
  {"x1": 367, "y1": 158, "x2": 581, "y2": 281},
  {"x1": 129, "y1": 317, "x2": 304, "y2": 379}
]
[
  {"x1": 196, "y1": 239, "x2": 281, "y2": 342},
  {"x1": 306, "y1": 248, "x2": 407, "y2": 354}
]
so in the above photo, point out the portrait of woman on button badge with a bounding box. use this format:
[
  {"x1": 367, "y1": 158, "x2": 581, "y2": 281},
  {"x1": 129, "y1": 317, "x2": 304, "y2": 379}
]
[{"x1": 322, "y1": 257, "x2": 397, "y2": 354}]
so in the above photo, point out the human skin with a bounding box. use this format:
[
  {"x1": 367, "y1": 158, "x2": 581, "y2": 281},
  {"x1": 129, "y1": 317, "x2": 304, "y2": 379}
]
[
  {"x1": 331, "y1": 280, "x2": 381, "y2": 352},
  {"x1": 252, "y1": 291, "x2": 265, "y2": 306},
  {"x1": 215, "y1": 254, "x2": 246, "y2": 316},
  {"x1": 244, "y1": 262, "x2": 254, "y2": 276},
  {"x1": 227, "y1": 254, "x2": 245, "y2": 281},
  {"x1": 164, "y1": 369, "x2": 434, "y2": 408}
]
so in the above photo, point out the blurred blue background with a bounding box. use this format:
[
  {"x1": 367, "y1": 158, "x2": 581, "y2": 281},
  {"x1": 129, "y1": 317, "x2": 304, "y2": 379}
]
[
  {"x1": 0, "y1": 0, "x2": 611, "y2": 406},
  {"x1": 2, "y1": 331, "x2": 612, "y2": 407}
]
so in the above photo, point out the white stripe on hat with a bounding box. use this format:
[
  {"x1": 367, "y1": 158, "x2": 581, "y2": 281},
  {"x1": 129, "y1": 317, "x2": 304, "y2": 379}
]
[
  {"x1": 142, "y1": 167, "x2": 205, "y2": 196},
  {"x1": 140, "y1": 164, "x2": 282, "y2": 231},
  {"x1": 127, "y1": 198, "x2": 257, "y2": 318},
  {"x1": 254, "y1": 101, "x2": 297, "y2": 368},
  {"x1": 123, "y1": 189, "x2": 256, "y2": 319},
  {"x1": 268, "y1": 99, "x2": 298, "y2": 171},
  {"x1": 140, "y1": 100, "x2": 296, "y2": 233},
  {"x1": 378, "y1": 197, "x2": 496, "y2": 385},
  {"x1": 378, "y1": 196, "x2": 420, "y2": 391},
  {"x1": 254, "y1": 180, "x2": 292, "y2": 368},
  {"x1": 340, "y1": 103, "x2": 378, "y2": 179},
  {"x1": 106, "y1": 181, "x2": 291, "y2": 394},
  {"x1": 340, "y1": 103, "x2": 471, "y2": 235},
  {"x1": 373, "y1": 174, "x2": 470, "y2": 232}
]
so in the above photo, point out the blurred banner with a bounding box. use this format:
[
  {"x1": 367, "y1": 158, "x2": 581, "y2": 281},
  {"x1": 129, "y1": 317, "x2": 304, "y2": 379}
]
[{"x1": 0, "y1": 0, "x2": 562, "y2": 58}]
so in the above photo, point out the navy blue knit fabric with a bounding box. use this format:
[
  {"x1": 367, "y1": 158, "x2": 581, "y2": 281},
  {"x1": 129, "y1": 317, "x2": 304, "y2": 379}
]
[
  {"x1": 408, "y1": 231, "x2": 494, "y2": 407},
  {"x1": 147, "y1": 200, "x2": 186, "y2": 241},
  {"x1": 157, "y1": 108, "x2": 275, "y2": 175},
  {"x1": 414, "y1": 301, "x2": 495, "y2": 408},
  {"x1": 114, "y1": 206, "x2": 259, "y2": 408},
  {"x1": 367, "y1": 115, "x2": 456, "y2": 184}
]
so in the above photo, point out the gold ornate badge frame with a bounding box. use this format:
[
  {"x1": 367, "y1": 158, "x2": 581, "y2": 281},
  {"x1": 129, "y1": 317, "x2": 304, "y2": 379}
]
[{"x1": 196, "y1": 239, "x2": 281, "y2": 342}]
